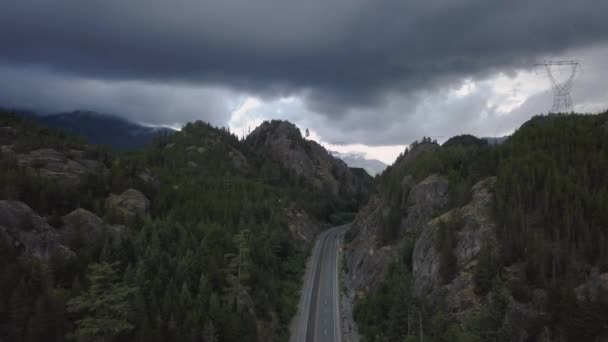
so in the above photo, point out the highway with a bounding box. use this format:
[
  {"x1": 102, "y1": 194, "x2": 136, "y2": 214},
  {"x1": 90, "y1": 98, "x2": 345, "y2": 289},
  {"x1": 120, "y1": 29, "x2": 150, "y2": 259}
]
[{"x1": 292, "y1": 225, "x2": 347, "y2": 342}]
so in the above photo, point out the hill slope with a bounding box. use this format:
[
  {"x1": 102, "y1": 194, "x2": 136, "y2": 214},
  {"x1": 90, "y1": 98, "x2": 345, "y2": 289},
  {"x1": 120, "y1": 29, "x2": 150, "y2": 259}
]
[
  {"x1": 346, "y1": 112, "x2": 608, "y2": 342},
  {"x1": 0, "y1": 110, "x2": 373, "y2": 342},
  {"x1": 24, "y1": 110, "x2": 173, "y2": 150}
]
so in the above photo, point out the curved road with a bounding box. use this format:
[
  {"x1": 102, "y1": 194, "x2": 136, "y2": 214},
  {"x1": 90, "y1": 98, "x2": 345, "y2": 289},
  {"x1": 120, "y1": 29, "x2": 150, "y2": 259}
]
[{"x1": 292, "y1": 225, "x2": 347, "y2": 342}]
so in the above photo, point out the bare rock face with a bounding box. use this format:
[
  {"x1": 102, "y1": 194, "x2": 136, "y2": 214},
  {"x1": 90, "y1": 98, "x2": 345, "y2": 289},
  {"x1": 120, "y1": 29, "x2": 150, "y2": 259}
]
[
  {"x1": 284, "y1": 205, "x2": 318, "y2": 245},
  {"x1": 247, "y1": 120, "x2": 372, "y2": 199},
  {"x1": 62, "y1": 208, "x2": 118, "y2": 245},
  {"x1": 138, "y1": 169, "x2": 160, "y2": 188},
  {"x1": 16, "y1": 148, "x2": 101, "y2": 185},
  {"x1": 105, "y1": 189, "x2": 150, "y2": 222},
  {"x1": 412, "y1": 177, "x2": 497, "y2": 313},
  {"x1": 344, "y1": 144, "x2": 444, "y2": 297},
  {"x1": 228, "y1": 146, "x2": 250, "y2": 173},
  {"x1": 344, "y1": 196, "x2": 396, "y2": 296},
  {"x1": 400, "y1": 174, "x2": 449, "y2": 233},
  {"x1": 0, "y1": 200, "x2": 60, "y2": 260}
]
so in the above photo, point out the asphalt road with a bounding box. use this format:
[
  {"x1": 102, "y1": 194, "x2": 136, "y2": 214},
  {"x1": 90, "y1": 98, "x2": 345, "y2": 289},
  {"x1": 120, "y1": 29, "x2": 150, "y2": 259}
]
[{"x1": 292, "y1": 225, "x2": 347, "y2": 342}]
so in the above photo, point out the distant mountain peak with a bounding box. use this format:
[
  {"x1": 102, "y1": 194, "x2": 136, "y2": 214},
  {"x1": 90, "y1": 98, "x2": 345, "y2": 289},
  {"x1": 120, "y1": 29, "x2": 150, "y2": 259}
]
[
  {"x1": 330, "y1": 150, "x2": 387, "y2": 176},
  {"x1": 18, "y1": 110, "x2": 174, "y2": 150}
]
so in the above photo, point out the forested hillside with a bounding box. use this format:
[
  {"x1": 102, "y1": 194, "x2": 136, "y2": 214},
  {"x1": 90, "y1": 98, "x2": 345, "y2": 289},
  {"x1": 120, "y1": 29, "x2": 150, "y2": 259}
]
[
  {"x1": 349, "y1": 112, "x2": 608, "y2": 341},
  {"x1": 0, "y1": 110, "x2": 371, "y2": 341}
]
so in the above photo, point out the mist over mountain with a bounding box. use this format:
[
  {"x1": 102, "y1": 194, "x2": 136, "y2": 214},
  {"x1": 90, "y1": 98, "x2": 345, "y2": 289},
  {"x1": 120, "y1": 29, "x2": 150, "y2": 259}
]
[
  {"x1": 19, "y1": 110, "x2": 174, "y2": 150},
  {"x1": 330, "y1": 150, "x2": 387, "y2": 176}
]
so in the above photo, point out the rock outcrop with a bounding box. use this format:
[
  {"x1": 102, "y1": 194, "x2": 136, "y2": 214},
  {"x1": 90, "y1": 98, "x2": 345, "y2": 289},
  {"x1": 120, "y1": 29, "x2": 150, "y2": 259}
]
[
  {"x1": 0, "y1": 200, "x2": 60, "y2": 260},
  {"x1": 412, "y1": 177, "x2": 497, "y2": 315},
  {"x1": 62, "y1": 208, "x2": 122, "y2": 245},
  {"x1": 247, "y1": 120, "x2": 372, "y2": 199},
  {"x1": 344, "y1": 144, "x2": 444, "y2": 297},
  {"x1": 228, "y1": 146, "x2": 250, "y2": 173},
  {"x1": 400, "y1": 174, "x2": 449, "y2": 233},
  {"x1": 105, "y1": 189, "x2": 150, "y2": 222},
  {"x1": 344, "y1": 196, "x2": 395, "y2": 295},
  {"x1": 284, "y1": 205, "x2": 319, "y2": 245},
  {"x1": 16, "y1": 148, "x2": 102, "y2": 185}
]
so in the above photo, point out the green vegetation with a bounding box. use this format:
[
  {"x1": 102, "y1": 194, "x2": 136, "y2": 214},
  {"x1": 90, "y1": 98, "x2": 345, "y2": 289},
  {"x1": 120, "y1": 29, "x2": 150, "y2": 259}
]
[
  {"x1": 0, "y1": 111, "x2": 366, "y2": 341},
  {"x1": 356, "y1": 112, "x2": 608, "y2": 341},
  {"x1": 66, "y1": 262, "x2": 137, "y2": 341}
]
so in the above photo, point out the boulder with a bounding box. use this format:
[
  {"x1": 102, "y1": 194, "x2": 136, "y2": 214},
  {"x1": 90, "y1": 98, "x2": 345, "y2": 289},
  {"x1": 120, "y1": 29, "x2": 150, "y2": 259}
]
[
  {"x1": 62, "y1": 208, "x2": 110, "y2": 245},
  {"x1": 106, "y1": 189, "x2": 150, "y2": 222},
  {"x1": 0, "y1": 200, "x2": 60, "y2": 260},
  {"x1": 138, "y1": 169, "x2": 160, "y2": 187},
  {"x1": 16, "y1": 148, "x2": 98, "y2": 185}
]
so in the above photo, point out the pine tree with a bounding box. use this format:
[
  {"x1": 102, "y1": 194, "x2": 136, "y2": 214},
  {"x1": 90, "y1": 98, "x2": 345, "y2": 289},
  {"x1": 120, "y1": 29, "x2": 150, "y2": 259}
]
[
  {"x1": 223, "y1": 229, "x2": 252, "y2": 312},
  {"x1": 66, "y1": 262, "x2": 137, "y2": 341}
]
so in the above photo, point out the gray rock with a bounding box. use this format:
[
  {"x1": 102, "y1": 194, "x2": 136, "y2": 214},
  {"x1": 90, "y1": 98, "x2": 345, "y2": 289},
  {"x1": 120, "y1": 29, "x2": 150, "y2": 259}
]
[
  {"x1": 138, "y1": 169, "x2": 160, "y2": 188},
  {"x1": 228, "y1": 147, "x2": 249, "y2": 172},
  {"x1": 344, "y1": 144, "x2": 443, "y2": 297},
  {"x1": 412, "y1": 177, "x2": 497, "y2": 309},
  {"x1": 0, "y1": 200, "x2": 60, "y2": 260},
  {"x1": 344, "y1": 196, "x2": 396, "y2": 296},
  {"x1": 247, "y1": 120, "x2": 372, "y2": 198},
  {"x1": 401, "y1": 174, "x2": 449, "y2": 233},
  {"x1": 187, "y1": 161, "x2": 198, "y2": 167},
  {"x1": 284, "y1": 205, "x2": 318, "y2": 245},
  {"x1": 106, "y1": 189, "x2": 150, "y2": 222},
  {"x1": 16, "y1": 148, "x2": 99, "y2": 185},
  {"x1": 62, "y1": 208, "x2": 109, "y2": 245}
]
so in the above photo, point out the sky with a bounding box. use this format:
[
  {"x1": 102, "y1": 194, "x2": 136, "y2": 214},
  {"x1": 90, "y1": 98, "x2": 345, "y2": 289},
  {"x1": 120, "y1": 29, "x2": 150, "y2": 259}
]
[{"x1": 1, "y1": 1, "x2": 607, "y2": 164}]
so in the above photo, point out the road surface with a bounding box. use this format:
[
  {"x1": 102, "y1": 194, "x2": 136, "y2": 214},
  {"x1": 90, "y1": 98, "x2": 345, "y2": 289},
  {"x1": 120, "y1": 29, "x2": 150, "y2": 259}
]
[{"x1": 292, "y1": 225, "x2": 347, "y2": 342}]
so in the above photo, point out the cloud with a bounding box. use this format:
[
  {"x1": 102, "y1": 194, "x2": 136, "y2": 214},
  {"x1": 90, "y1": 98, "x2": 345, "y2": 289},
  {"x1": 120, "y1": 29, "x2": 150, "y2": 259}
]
[
  {"x1": 0, "y1": 65, "x2": 237, "y2": 127},
  {"x1": 0, "y1": 1, "x2": 607, "y2": 147},
  {"x1": 2, "y1": 1, "x2": 607, "y2": 104}
]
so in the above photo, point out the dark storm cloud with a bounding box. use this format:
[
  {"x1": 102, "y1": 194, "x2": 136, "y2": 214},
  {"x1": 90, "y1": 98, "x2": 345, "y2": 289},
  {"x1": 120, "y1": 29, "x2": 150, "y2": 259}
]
[
  {"x1": 2, "y1": 1, "x2": 607, "y2": 105},
  {"x1": 0, "y1": 65, "x2": 234, "y2": 127},
  {"x1": 0, "y1": 0, "x2": 607, "y2": 144}
]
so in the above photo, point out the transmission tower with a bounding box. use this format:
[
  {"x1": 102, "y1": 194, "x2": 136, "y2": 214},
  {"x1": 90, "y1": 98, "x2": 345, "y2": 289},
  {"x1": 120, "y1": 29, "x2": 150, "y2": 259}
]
[{"x1": 536, "y1": 60, "x2": 579, "y2": 113}]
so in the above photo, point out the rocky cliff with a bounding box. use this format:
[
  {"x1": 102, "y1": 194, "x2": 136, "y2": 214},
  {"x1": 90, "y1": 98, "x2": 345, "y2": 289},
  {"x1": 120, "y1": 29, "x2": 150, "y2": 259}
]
[
  {"x1": 344, "y1": 142, "x2": 444, "y2": 296},
  {"x1": 411, "y1": 177, "x2": 497, "y2": 315},
  {"x1": 246, "y1": 120, "x2": 373, "y2": 201}
]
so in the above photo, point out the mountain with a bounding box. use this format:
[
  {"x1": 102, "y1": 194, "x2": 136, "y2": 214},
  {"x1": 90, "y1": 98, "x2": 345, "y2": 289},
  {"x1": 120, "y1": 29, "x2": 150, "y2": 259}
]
[
  {"x1": 346, "y1": 113, "x2": 608, "y2": 342},
  {"x1": 330, "y1": 150, "x2": 387, "y2": 176},
  {"x1": 0, "y1": 110, "x2": 375, "y2": 342},
  {"x1": 246, "y1": 120, "x2": 374, "y2": 220},
  {"x1": 482, "y1": 135, "x2": 509, "y2": 145},
  {"x1": 22, "y1": 110, "x2": 174, "y2": 150}
]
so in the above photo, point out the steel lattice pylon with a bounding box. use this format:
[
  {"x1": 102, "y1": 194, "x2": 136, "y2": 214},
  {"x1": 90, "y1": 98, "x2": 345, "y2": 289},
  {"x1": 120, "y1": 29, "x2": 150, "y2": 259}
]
[{"x1": 537, "y1": 60, "x2": 579, "y2": 113}]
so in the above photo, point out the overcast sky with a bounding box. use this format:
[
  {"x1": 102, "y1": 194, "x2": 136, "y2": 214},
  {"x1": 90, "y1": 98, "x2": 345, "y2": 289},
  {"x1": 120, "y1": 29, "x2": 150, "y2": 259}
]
[{"x1": 1, "y1": 1, "x2": 607, "y2": 163}]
